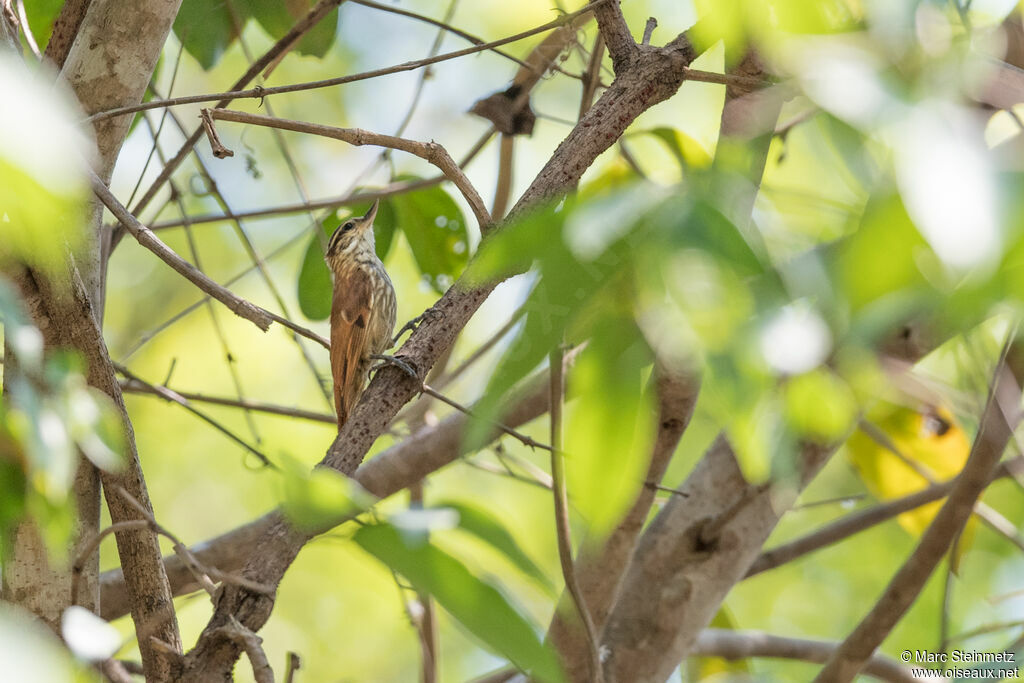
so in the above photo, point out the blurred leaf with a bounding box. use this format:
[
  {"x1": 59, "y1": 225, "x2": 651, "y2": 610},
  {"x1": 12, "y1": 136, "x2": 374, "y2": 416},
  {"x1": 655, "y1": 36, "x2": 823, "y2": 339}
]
[
  {"x1": 690, "y1": 0, "x2": 855, "y2": 62},
  {"x1": 354, "y1": 523, "x2": 564, "y2": 682},
  {"x1": 69, "y1": 387, "x2": 125, "y2": 473},
  {"x1": 279, "y1": 455, "x2": 374, "y2": 532},
  {"x1": 0, "y1": 58, "x2": 90, "y2": 275},
  {"x1": 172, "y1": 0, "x2": 240, "y2": 70},
  {"x1": 639, "y1": 127, "x2": 712, "y2": 171},
  {"x1": 0, "y1": 604, "x2": 90, "y2": 681},
  {"x1": 783, "y1": 369, "x2": 857, "y2": 442},
  {"x1": 701, "y1": 350, "x2": 777, "y2": 482},
  {"x1": 466, "y1": 231, "x2": 628, "y2": 453},
  {"x1": 297, "y1": 197, "x2": 396, "y2": 320},
  {"x1": 392, "y1": 182, "x2": 469, "y2": 293},
  {"x1": 831, "y1": 193, "x2": 931, "y2": 313},
  {"x1": 61, "y1": 607, "x2": 121, "y2": 662},
  {"x1": 893, "y1": 103, "x2": 1000, "y2": 272},
  {"x1": 467, "y1": 203, "x2": 561, "y2": 284},
  {"x1": 432, "y1": 500, "x2": 554, "y2": 594},
  {"x1": 670, "y1": 199, "x2": 766, "y2": 277},
  {"x1": 566, "y1": 316, "x2": 656, "y2": 538}
]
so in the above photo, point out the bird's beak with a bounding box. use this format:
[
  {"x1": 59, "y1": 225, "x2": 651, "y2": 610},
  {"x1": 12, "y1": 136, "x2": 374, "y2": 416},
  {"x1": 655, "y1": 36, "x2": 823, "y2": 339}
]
[{"x1": 360, "y1": 199, "x2": 379, "y2": 227}]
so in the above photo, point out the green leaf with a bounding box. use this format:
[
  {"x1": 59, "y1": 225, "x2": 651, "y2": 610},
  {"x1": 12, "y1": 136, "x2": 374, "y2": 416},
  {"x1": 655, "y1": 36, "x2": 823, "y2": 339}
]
[
  {"x1": 432, "y1": 500, "x2": 554, "y2": 594},
  {"x1": 173, "y1": 0, "x2": 240, "y2": 70},
  {"x1": 296, "y1": 198, "x2": 397, "y2": 321},
  {"x1": 782, "y1": 369, "x2": 857, "y2": 443},
  {"x1": 279, "y1": 455, "x2": 373, "y2": 533},
  {"x1": 392, "y1": 183, "x2": 470, "y2": 293},
  {"x1": 243, "y1": 0, "x2": 295, "y2": 40},
  {"x1": 354, "y1": 523, "x2": 564, "y2": 682},
  {"x1": 243, "y1": 0, "x2": 339, "y2": 57},
  {"x1": 295, "y1": 7, "x2": 338, "y2": 57},
  {"x1": 670, "y1": 199, "x2": 766, "y2": 277},
  {"x1": 830, "y1": 193, "x2": 933, "y2": 315},
  {"x1": 21, "y1": 0, "x2": 64, "y2": 48},
  {"x1": 566, "y1": 316, "x2": 656, "y2": 537},
  {"x1": 0, "y1": 60, "x2": 91, "y2": 276},
  {"x1": 297, "y1": 227, "x2": 333, "y2": 321},
  {"x1": 640, "y1": 128, "x2": 712, "y2": 171}
]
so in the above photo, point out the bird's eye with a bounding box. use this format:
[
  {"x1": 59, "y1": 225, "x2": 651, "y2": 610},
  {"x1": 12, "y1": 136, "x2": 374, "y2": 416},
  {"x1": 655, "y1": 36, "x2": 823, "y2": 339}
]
[{"x1": 342, "y1": 221, "x2": 355, "y2": 232}]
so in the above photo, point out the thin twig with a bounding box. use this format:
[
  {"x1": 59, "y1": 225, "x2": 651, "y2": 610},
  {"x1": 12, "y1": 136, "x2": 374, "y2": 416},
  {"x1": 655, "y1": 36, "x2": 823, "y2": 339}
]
[
  {"x1": 14, "y1": 0, "x2": 39, "y2": 57},
  {"x1": 641, "y1": 17, "x2": 657, "y2": 46},
  {"x1": 350, "y1": 0, "x2": 584, "y2": 81},
  {"x1": 146, "y1": 128, "x2": 494, "y2": 231},
  {"x1": 125, "y1": 0, "x2": 351, "y2": 220},
  {"x1": 747, "y1": 455, "x2": 1024, "y2": 578},
  {"x1": 213, "y1": 617, "x2": 274, "y2": 683},
  {"x1": 420, "y1": 384, "x2": 550, "y2": 451},
  {"x1": 115, "y1": 364, "x2": 275, "y2": 468},
  {"x1": 947, "y1": 619, "x2": 1024, "y2": 645},
  {"x1": 121, "y1": 379, "x2": 336, "y2": 424},
  {"x1": 200, "y1": 109, "x2": 234, "y2": 158},
  {"x1": 548, "y1": 345, "x2": 603, "y2": 683},
  {"x1": 693, "y1": 629, "x2": 918, "y2": 683},
  {"x1": 204, "y1": 108, "x2": 492, "y2": 230},
  {"x1": 87, "y1": 1, "x2": 610, "y2": 124},
  {"x1": 284, "y1": 652, "x2": 301, "y2": 683}
]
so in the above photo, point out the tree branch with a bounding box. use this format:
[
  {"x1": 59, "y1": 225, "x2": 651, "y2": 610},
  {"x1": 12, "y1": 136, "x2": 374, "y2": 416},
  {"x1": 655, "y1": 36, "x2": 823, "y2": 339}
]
[
  {"x1": 593, "y1": 0, "x2": 636, "y2": 73},
  {"x1": 7, "y1": 265, "x2": 182, "y2": 680},
  {"x1": 747, "y1": 455, "x2": 1024, "y2": 578},
  {"x1": 91, "y1": 173, "x2": 275, "y2": 332},
  {"x1": 692, "y1": 629, "x2": 918, "y2": 683},
  {"x1": 203, "y1": 108, "x2": 492, "y2": 230},
  {"x1": 87, "y1": 1, "x2": 608, "y2": 125},
  {"x1": 42, "y1": 0, "x2": 91, "y2": 68}
]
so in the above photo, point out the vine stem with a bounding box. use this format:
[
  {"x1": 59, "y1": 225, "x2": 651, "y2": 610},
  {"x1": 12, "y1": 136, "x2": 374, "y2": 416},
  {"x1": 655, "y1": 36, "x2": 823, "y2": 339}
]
[{"x1": 549, "y1": 345, "x2": 603, "y2": 682}]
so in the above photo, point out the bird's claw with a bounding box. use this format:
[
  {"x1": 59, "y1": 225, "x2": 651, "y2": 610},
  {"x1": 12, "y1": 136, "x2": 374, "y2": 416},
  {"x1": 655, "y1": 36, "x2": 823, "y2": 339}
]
[
  {"x1": 370, "y1": 354, "x2": 418, "y2": 379},
  {"x1": 391, "y1": 308, "x2": 443, "y2": 346}
]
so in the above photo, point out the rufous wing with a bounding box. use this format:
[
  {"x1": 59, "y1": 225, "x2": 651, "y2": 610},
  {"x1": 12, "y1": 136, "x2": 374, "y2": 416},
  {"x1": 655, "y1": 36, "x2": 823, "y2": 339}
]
[{"x1": 330, "y1": 270, "x2": 372, "y2": 426}]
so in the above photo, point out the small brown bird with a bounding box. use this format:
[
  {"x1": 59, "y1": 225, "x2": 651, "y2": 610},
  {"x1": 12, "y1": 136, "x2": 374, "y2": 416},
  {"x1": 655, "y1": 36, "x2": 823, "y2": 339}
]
[{"x1": 325, "y1": 200, "x2": 397, "y2": 427}]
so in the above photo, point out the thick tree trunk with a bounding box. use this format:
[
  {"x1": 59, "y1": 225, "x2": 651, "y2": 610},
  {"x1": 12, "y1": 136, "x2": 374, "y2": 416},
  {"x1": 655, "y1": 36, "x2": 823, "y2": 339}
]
[{"x1": 2, "y1": 1, "x2": 184, "y2": 680}]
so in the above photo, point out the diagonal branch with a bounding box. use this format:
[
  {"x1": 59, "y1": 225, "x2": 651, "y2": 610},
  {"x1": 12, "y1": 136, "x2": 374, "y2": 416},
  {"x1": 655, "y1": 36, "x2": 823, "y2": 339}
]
[
  {"x1": 747, "y1": 455, "x2": 1024, "y2": 578},
  {"x1": 203, "y1": 109, "x2": 492, "y2": 230},
  {"x1": 91, "y1": 174, "x2": 273, "y2": 331}
]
